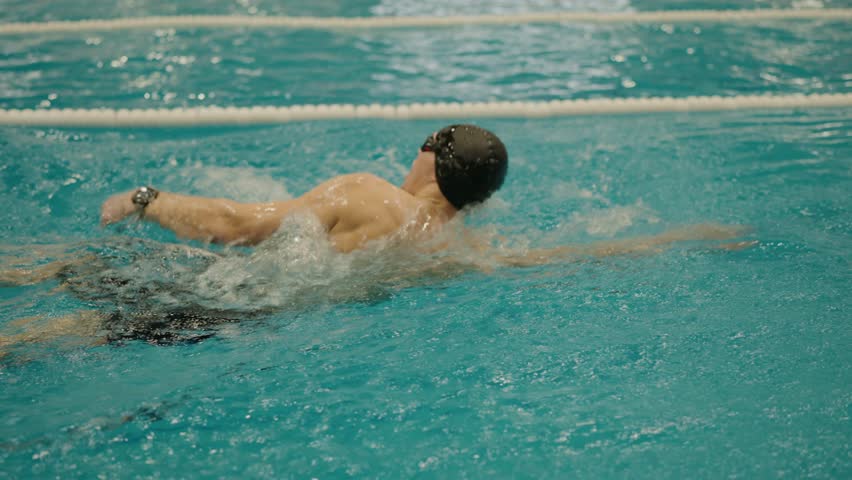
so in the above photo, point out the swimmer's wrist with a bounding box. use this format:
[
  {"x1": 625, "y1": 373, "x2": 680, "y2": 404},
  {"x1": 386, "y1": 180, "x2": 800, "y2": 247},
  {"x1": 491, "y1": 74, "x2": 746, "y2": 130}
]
[{"x1": 131, "y1": 186, "x2": 159, "y2": 216}]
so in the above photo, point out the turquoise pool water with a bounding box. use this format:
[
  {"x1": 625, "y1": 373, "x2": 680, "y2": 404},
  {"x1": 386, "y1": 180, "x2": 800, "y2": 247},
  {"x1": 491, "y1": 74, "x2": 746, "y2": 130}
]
[{"x1": 1, "y1": 1, "x2": 851, "y2": 478}]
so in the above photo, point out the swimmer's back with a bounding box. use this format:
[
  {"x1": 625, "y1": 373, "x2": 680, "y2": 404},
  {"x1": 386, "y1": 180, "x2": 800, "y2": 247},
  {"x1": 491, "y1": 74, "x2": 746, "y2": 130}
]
[{"x1": 302, "y1": 173, "x2": 430, "y2": 252}]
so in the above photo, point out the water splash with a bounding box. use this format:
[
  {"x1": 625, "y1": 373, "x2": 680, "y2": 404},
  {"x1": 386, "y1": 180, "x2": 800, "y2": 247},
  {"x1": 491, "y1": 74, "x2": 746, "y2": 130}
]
[
  {"x1": 557, "y1": 200, "x2": 660, "y2": 238},
  {"x1": 55, "y1": 213, "x2": 503, "y2": 320}
]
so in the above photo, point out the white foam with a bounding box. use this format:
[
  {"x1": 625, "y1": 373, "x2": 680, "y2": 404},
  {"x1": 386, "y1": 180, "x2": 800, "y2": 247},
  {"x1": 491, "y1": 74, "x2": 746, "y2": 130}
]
[
  {"x1": 550, "y1": 181, "x2": 611, "y2": 204},
  {"x1": 182, "y1": 213, "x2": 491, "y2": 312},
  {"x1": 191, "y1": 215, "x2": 344, "y2": 311},
  {"x1": 561, "y1": 200, "x2": 660, "y2": 237},
  {"x1": 189, "y1": 166, "x2": 292, "y2": 202}
]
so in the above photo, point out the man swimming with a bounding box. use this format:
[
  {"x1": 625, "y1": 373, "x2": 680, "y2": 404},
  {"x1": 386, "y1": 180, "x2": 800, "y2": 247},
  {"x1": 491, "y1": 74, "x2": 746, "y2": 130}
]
[
  {"x1": 1, "y1": 124, "x2": 750, "y2": 355},
  {"x1": 101, "y1": 124, "x2": 508, "y2": 253}
]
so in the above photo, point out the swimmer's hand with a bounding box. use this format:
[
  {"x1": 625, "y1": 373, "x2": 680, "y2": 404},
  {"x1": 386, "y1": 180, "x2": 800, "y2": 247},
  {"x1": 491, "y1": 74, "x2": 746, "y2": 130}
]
[{"x1": 100, "y1": 190, "x2": 138, "y2": 226}]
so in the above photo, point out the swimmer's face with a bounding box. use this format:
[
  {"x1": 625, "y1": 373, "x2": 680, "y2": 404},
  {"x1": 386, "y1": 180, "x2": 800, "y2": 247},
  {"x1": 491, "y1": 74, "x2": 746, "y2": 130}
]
[
  {"x1": 401, "y1": 132, "x2": 438, "y2": 189},
  {"x1": 420, "y1": 131, "x2": 438, "y2": 154},
  {"x1": 411, "y1": 132, "x2": 438, "y2": 175}
]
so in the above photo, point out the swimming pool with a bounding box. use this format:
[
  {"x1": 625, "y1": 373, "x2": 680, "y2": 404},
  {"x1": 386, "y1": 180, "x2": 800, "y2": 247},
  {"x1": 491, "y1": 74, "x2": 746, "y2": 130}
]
[{"x1": 1, "y1": 0, "x2": 850, "y2": 478}]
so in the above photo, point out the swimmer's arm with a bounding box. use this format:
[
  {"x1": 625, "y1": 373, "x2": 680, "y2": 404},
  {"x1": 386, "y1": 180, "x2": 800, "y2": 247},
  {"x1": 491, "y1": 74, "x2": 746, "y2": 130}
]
[
  {"x1": 101, "y1": 190, "x2": 304, "y2": 245},
  {"x1": 495, "y1": 224, "x2": 752, "y2": 267}
]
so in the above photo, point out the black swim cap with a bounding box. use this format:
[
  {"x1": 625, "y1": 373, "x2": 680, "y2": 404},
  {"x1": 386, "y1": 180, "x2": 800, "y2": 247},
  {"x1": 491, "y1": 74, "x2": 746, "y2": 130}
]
[{"x1": 425, "y1": 124, "x2": 508, "y2": 210}]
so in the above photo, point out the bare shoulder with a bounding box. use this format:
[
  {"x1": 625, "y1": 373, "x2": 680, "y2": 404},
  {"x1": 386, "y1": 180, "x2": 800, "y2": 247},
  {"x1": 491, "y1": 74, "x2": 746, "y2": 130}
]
[
  {"x1": 307, "y1": 173, "x2": 419, "y2": 213},
  {"x1": 305, "y1": 173, "x2": 399, "y2": 199}
]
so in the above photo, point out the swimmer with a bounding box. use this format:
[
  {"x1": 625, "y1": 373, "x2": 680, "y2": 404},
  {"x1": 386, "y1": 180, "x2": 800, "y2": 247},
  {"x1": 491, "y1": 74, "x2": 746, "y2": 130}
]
[
  {"x1": 1, "y1": 124, "x2": 752, "y2": 357},
  {"x1": 100, "y1": 124, "x2": 509, "y2": 253}
]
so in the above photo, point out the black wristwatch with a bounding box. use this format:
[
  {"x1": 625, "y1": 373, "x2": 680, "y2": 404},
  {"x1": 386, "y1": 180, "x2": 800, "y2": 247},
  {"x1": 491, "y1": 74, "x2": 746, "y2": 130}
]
[{"x1": 132, "y1": 186, "x2": 159, "y2": 210}]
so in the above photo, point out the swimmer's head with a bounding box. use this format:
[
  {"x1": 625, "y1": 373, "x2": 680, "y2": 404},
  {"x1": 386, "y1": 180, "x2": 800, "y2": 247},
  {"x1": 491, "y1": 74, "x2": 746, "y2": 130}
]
[{"x1": 420, "y1": 124, "x2": 508, "y2": 210}]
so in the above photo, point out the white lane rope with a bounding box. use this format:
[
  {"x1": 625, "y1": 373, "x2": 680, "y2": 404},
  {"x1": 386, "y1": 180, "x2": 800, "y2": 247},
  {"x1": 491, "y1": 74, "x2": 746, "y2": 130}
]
[
  {"x1": 1, "y1": 94, "x2": 850, "y2": 128},
  {"x1": 0, "y1": 9, "x2": 850, "y2": 35}
]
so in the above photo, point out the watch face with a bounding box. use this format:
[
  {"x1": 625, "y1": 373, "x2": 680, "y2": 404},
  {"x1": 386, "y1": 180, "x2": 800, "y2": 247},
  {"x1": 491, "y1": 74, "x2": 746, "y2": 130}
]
[{"x1": 132, "y1": 187, "x2": 158, "y2": 207}]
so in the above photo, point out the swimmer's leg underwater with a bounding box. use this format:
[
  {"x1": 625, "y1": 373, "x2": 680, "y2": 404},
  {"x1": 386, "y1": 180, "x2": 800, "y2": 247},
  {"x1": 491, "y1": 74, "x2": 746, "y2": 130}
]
[
  {"x1": 0, "y1": 310, "x2": 109, "y2": 360},
  {"x1": 0, "y1": 310, "x2": 241, "y2": 361},
  {"x1": 0, "y1": 238, "x2": 238, "y2": 359}
]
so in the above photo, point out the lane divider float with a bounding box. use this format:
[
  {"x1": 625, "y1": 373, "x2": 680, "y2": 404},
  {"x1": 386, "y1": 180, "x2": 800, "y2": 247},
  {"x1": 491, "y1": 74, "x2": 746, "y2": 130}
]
[
  {"x1": 1, "y1": 9, "x2": 850, "y2": 35},
  {"x1": 1, "y1": 93, "x2": 850, "y2": 127}
]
